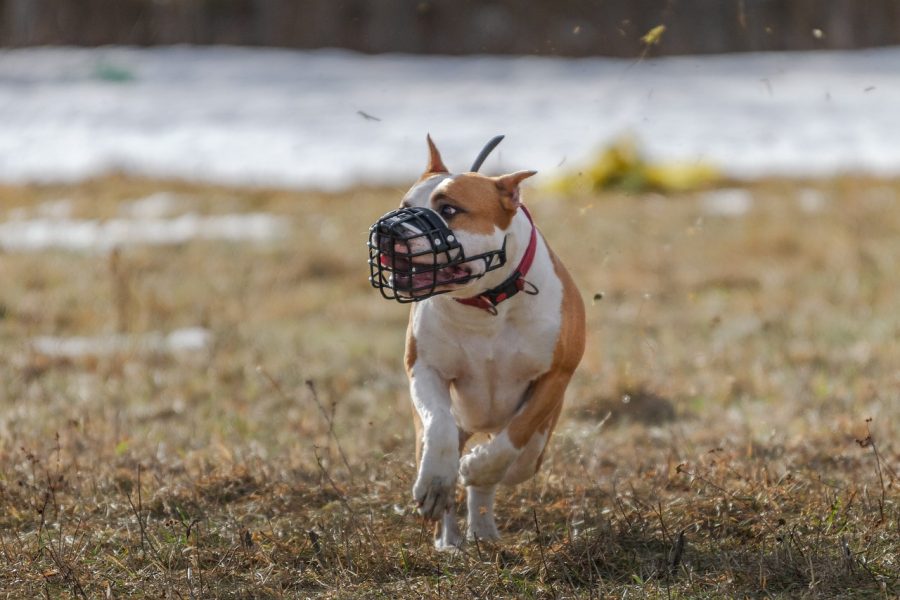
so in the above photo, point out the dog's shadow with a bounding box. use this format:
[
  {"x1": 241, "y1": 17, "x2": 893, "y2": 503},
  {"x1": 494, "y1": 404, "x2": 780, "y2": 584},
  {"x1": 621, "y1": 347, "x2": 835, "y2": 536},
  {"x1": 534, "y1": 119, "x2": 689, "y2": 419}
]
[
  {"x1": 554, "y1": 529, "x2": 877, "y2": 596},
  {"x1": 463, "y1": 506, "x2": 883, "y2": 597}
]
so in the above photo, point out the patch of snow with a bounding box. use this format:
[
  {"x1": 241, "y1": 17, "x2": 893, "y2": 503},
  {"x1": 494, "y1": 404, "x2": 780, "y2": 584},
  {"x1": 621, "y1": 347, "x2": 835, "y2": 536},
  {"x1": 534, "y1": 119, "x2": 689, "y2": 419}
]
[
  {"x1": 701, "y1": 188, "x2": 753, "y2": 216},
  {"x1": 1, "y1": 47, "x2": 900, "y2": 188},
  {"x1": 37, "y1": 199, "x2": 73, "y2": 219},
  {"x1": 122, "y1": 192, "x2": 182, "y2": 218},
  {"x1": 0, "y1": 213, "x2": 289, "y2": 252},
  {"x1": 30, "y1": 327, "x2": 213, "y2": 358},
  {"x1": 165, "y1": 327, "x2": 213, "y2": 352}
]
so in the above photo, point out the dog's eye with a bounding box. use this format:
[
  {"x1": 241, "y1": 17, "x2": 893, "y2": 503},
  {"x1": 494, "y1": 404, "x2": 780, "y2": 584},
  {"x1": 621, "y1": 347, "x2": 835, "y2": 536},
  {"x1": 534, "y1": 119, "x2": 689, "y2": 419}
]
[{"x1": 439, "y1": 205, "x2": 458, "y2": 219}]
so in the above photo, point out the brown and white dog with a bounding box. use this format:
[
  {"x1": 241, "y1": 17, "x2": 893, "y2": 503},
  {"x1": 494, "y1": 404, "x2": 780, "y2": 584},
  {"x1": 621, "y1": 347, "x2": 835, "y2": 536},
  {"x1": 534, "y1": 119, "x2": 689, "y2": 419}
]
[{"x1": 379, "y1": 136, "x2": 585, "y2": 549}]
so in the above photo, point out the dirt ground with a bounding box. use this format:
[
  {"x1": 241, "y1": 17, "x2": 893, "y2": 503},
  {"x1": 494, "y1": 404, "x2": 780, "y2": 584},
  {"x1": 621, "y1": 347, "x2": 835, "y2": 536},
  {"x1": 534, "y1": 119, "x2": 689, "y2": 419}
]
[{"x1": 0, "y1": 175, "x2": 897, "y2": 598}]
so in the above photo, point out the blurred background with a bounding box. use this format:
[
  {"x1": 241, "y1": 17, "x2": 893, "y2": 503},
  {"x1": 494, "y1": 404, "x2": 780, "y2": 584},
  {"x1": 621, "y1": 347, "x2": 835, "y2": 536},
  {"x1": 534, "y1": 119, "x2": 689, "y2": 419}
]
[
  {"x1": 2, "y1": 4, "x2": 899, "y2": 598},
  {"x1": 2, "y1": 0, "x2": 900, "y2": 189},
  {"x1": 3, "y1": 0, "x2": 900, "y2": 54}
]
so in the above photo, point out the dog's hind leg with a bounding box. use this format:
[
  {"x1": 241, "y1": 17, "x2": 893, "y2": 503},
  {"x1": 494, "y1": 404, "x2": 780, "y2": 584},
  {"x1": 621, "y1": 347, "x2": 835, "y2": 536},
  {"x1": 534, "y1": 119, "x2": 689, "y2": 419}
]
[
  {"x1": 465, "y1": 485, "x2": 500, "y2": 541},
  {"x1": 434, "y1": 507, "x2": 463, "y2": 550},
  {"x1": 459, "y1": 370, "x2": 571, "y2": 489},
  {"x1": 502, "y1": 399, "x2": 563, "y2": 485}
]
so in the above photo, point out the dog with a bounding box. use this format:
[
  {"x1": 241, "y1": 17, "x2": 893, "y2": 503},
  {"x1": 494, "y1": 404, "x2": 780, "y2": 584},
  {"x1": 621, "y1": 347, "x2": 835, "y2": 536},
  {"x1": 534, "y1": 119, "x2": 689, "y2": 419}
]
[{"x1": 368, "y1": 136, "x2": 585, "y2": 549}]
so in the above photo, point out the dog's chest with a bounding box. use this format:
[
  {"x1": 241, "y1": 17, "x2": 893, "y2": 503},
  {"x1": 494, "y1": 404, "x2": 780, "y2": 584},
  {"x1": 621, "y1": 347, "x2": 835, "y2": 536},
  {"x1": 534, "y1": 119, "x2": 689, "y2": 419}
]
[{"x1": 419, "y1": 313, "x2": 558, "y2": 433}]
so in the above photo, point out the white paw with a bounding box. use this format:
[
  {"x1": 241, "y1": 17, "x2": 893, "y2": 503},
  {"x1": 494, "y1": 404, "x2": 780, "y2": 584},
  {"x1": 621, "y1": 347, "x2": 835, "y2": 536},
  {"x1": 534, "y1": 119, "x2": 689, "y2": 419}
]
[
  {"x1": 413, "y1": 468, "x2": 457, "y2": 521},
  {"x1": 435, "y1": 520, "x2": 464, "y2": 551},
  {"x1": 459, "y1": 441, "x2": 517, "y2": 487},
  {"x1": 467, "y1": 516, "x2": 500, "y2": 541},
  {"x1": 434, "y1": 537, "x2": 463, "y2": 552}
]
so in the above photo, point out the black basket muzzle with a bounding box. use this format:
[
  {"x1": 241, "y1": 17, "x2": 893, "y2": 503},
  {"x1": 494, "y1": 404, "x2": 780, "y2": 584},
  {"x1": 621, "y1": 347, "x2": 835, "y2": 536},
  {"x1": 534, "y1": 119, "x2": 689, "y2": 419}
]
[{"x1": 368, "y1": 206, "x2": 506, "y2": 302}]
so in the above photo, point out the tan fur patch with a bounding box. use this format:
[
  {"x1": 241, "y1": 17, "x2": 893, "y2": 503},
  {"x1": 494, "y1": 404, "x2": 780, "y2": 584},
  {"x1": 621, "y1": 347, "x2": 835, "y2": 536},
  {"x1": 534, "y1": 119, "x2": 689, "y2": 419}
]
[
  {"x1": 534, "y1": 400, "x2": 564, "y2": 473},
  {"x1": 433, "y1": 174, "x2": 516, "y2": 234},
  {"x1": 506, "y1": 247, "x2": 586, "y2": 449},
  {"x1": 459, "y1": 430, "x2": 472, "y2": 455},
  {"x1": 548, "y1": 249, "x2": 587, "y2": 374},
  {"x1": 405, "y1": 333, "x2": 418, "y2": 375},
  {"x1": 404, "y1": 305, "x2": 418, "y2": 376}
]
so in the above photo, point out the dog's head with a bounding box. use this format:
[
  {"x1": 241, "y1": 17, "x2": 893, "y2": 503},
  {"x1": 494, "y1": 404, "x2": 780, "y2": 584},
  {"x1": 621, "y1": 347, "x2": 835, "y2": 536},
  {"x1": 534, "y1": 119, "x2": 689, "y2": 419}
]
[{"x1": 368, "y1": 135, "x2": 535, "y2": 302}]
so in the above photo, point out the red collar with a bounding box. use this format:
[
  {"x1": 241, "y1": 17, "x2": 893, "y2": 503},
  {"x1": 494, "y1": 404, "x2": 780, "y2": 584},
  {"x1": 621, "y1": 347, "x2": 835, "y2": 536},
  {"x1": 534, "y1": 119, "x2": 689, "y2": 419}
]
[{"x1": 455, "y1": 205, "x2": 539, "y2": 315}]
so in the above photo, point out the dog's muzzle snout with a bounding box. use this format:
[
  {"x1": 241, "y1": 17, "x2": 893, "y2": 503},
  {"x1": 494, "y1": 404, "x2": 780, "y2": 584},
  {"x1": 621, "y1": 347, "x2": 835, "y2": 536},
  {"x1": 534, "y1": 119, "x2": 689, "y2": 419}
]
[{"x1": 367, "y1": 206, "x2": 506, "y2": 303}]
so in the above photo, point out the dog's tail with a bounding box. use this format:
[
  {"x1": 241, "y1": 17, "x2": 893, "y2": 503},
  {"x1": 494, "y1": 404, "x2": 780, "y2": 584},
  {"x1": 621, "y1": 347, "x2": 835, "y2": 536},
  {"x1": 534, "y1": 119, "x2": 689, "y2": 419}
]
[{"x1": 470, "y1": 135, "x2": 505, "y2": 172}]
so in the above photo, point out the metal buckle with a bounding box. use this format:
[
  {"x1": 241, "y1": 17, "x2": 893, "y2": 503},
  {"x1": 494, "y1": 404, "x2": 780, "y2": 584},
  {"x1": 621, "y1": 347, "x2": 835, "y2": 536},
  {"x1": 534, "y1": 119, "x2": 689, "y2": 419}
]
[{"x1": 520, "y1": 279, "x2": 539, "y2": 295}]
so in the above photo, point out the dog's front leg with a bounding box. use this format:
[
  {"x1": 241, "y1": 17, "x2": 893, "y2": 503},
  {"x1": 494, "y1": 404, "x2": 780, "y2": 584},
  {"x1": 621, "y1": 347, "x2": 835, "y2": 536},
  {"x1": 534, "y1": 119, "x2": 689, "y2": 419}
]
[{"x1": 409, "y1": 364, "x2": 460, "y2": 523}]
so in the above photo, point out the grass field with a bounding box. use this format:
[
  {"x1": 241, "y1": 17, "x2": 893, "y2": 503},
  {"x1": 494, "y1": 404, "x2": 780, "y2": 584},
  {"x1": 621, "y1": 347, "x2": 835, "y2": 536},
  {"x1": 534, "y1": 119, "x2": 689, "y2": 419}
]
[{"x1": 0, "y1": 176, "x2": 898, "y2": 599}]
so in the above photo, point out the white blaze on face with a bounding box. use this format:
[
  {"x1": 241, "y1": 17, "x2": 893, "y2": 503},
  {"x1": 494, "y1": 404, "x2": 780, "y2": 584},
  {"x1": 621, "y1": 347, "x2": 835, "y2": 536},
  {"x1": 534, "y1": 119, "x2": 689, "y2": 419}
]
[{"x1": 402, "y1": 174, "x2": 451, "y2": 208}]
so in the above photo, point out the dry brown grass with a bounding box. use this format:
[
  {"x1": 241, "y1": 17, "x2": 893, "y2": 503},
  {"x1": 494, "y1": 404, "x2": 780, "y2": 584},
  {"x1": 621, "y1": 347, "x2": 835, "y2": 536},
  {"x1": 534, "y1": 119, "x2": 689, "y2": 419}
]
[{"x1": 0, "y1": 175, "x2": 897, "y2": 599}]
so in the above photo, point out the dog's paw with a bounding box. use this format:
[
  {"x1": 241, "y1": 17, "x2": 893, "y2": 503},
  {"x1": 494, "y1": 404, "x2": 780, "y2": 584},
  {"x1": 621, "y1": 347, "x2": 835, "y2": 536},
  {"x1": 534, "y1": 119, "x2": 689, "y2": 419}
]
[
  {"x1": 434, "y1": 535, "x2": 464, "y2": 552},
  {"x1": 413, "y1": 471, "x2": 457, "y2": 521},
  {"x1": 467, "y1": 518, "x2": 500, "y2": 542},
  {"x1": 435, "y1": 516, "x2": 464, "y2": 551},
  {"x1": 459, "y1": 441, "x2": 517, "y2": 487}
]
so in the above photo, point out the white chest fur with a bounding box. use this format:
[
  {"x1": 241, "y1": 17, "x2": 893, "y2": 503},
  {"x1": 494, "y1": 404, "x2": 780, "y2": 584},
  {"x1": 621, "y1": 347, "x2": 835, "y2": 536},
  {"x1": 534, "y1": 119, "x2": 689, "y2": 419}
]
[{"x1": 411, "y1": 233, "x2": 563, "y2": 433}]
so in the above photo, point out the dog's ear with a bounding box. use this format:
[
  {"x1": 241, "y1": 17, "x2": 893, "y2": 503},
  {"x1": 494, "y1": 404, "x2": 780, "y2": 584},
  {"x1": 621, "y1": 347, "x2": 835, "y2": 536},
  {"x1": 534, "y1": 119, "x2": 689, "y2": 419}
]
[
  {"x1": 495, "y1": 170, "x2": 537, "y2": 211},
  {"x1": 424, "y1": 134, "x2": 449, "y2": 175}
]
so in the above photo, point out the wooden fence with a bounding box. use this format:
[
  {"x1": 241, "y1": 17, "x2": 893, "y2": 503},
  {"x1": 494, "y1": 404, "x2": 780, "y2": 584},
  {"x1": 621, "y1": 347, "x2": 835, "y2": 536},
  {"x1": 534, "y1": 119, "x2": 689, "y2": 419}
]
[{"x1": 2, "y1": 0, "x2": 899, "y2": 56}]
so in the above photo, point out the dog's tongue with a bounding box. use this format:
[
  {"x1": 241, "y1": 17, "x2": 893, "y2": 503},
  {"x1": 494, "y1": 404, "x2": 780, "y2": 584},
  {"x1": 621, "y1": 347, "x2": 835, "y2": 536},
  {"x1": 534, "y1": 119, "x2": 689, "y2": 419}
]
[
  {"x1": 414, "y1": 264, "x2": 468, "y2": 287},
  {"x1": 437, "y1": 264, "x2": 470, "y2": 283},
  {"x1": 393, "y1": 264, "x2": 469, "y2": 292}
]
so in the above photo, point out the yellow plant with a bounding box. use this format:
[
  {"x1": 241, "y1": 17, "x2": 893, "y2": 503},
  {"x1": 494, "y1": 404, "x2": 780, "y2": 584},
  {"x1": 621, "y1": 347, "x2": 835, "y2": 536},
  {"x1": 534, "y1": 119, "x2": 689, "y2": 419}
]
[{"x1": 549, "y1": 135, "x2": 720, "y2": 194}]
